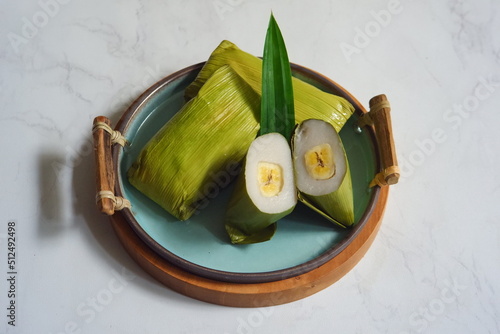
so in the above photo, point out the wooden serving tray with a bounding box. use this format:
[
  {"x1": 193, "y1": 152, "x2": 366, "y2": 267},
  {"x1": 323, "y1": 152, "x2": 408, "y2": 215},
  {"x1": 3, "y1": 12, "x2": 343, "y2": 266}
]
[{"x1": 92, "y1": 62, "x2": 398, "y2": 307}]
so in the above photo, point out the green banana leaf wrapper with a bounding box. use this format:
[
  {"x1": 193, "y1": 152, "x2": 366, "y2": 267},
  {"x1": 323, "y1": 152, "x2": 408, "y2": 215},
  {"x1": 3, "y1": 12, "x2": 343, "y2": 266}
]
[
  {"x1": 298, "y1": 165, "x2": 355, "y2": 228},
  {"x1": 224, "y1": 165, "x2": 294, "y2": 244}
]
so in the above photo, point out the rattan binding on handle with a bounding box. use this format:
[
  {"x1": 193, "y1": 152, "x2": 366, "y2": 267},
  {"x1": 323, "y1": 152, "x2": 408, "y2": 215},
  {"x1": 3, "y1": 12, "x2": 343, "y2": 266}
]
[{"x1": 92, "y1": 116, "x2": 131, "y2": 215}]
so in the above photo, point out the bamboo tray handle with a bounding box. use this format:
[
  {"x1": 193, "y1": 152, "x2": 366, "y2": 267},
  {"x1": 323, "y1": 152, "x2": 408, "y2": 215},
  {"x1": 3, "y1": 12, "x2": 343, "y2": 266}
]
[
  {"x1": 92, "y1": 116, "x2": 130, "y2": 215},
  {"x1": 360, "y1": 94, "x2": 400, "y2": 187}
]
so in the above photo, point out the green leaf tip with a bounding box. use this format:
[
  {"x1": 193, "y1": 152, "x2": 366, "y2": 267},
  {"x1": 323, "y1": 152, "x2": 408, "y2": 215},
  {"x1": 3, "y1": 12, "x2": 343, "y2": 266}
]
[{"x1": 260, "y1": 13, "x2": 295, "y2": 141}]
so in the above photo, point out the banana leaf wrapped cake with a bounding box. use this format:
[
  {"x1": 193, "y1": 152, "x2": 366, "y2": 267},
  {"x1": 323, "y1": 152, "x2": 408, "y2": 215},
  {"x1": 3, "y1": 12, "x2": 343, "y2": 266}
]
[
  {"x1": 292, "y1": 119, "x2": 354, "y2": 228},
  {"x1": 128, "y1": 65, "x2": 259, "y2": 220},
  {"x1": 225, "y1": 133, "x2": 297, "y2": 244}
]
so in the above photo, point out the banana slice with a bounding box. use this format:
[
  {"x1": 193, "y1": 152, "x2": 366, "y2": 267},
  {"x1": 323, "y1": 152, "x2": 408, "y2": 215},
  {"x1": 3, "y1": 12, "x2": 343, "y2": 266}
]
[
  {"x1": 257, "y1": 162, "x2": 283, "y2": 197},
  {"x1": 304, "y1": 143, "x2": 335, "y2": 180}
]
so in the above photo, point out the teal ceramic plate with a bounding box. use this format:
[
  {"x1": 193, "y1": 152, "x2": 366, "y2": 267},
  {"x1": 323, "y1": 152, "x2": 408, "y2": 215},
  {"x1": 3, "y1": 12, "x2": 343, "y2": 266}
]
[{"x1": 113, "y1": 63, "x2": 379, "y2": 283}]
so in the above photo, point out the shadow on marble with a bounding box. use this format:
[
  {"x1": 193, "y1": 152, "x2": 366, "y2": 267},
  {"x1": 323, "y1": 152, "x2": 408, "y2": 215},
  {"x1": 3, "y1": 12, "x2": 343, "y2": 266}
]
[
  {"x1": 64, "y1": 136, "x2": 203, "y2": 307},
  {"x1": 38, "y1": 152, "x2": 65, "y2": 237}
]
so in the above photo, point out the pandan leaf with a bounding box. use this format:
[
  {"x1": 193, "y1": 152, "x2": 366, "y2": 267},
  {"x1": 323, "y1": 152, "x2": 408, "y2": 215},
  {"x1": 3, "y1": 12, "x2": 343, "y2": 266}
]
[{"x1": 260, "y1": 14, "x2": 295, "y2": 141}]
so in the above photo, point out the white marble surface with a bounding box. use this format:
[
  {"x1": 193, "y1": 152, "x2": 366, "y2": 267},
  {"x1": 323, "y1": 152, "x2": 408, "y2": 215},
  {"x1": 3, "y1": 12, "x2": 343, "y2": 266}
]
[{"x1": 1, "y1": 0, "x2": 499, "y2": 333}]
